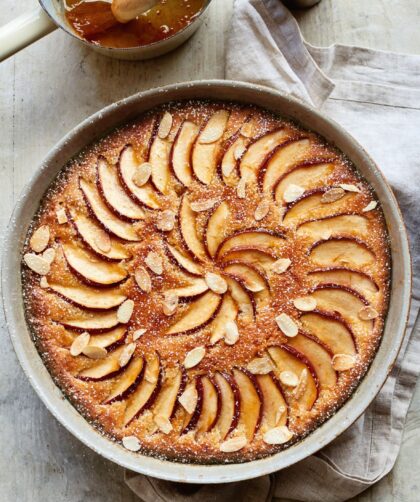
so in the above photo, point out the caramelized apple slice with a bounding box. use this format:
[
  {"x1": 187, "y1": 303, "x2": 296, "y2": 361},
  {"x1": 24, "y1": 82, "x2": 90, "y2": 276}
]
[
  {"x1": 179, "y1": 196, "x2": 208, "y2": 261},
  {"x1": 49, "y1": 283, "x2": 126, "y2": 310},
  {"x1": 166, "y1": 291, "x2": 222, "y2": 335},
  {"x1": 309, "y1": 238, "x2": 375, "y2": 268},
  {"x1": 123, "y1": 352, "x2": 161, "y2": 426},
  {"x1": 152, "y1": 367, "x2": 183, "y2": 427},
  {"x1": 78, "y1": 345, "x2": 128, "y2": 381},
  {"x1": 221, "y1": 247, "x2": 276, "y2": 272},
  {"x1": 217, "y1": 230, "x2": 285, "y2": 258},
  {"x1": 79, "y1": 178, "x2": 140, "y2": 242},
  {"x1": 297, "y1": 214, "x2": 369, "y2": 241},
  {"x1": 233, "y1": 369, "x2": 262, "y2": 441},
  {"x1": 196, "y1": 376, "x2": 219, "y2": 434},
  {"x1": 220, "y1": 135, "x2": 248, "y2": 186},
  {"x1": 62, "y1": 243, "x2": 127, "y2": 286},
  {"x1": 104, "y1": 357, "x2": 144, "y2": 404},
  {"x1": 182, "y1": 378, "x2": 203, "y2": 434},
  {"x1": 170, "y1": 121, "x2": 199, "y2": 186},
  {"x1": 118, "y1": 146, "x2": 161, "y2": 210},
  {"x1": 213, "y1": 372, "x2": 240, "y2": 439},
  {"x1": 167, "y1": 278, "x2": 208, "y2": 298},
  {"x1": 149, "y1": 131, "x2": 171, "y2": 194},
  {"x1": 166, "y1": 243, "x2": 203, "y2": 276},
  {"x1": 206, "y1": 201, "x2": 230, "y2": 257},
  {"x1": 223, "y1": 262, "x2": 269, "y2": 294},
  {"x1": 59, "y1": 310, "x2": 120, "y2": 332},
  {"x1": 308, "y1": 268, "x2": 379, "y2": 297},
  {"x1": 257, "y1": 373, "x2": 288, "y2": 429},
  {"x1": 210, "y1": 293, "x2": 239, "y2": 344},
  {"x1": 97, "y1": 157, "x2": 145, "y2": 220},
  {"x1": 225, "y1": 276, "x2": 255, "y2": 322}
]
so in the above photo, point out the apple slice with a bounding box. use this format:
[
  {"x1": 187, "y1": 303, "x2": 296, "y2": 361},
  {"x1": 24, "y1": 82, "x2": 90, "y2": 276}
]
[
  {"x1": 167, "y1": 277, "x2": 208, "y2": 298},
  {"x1": 182, "y1": 378, "x2": 203, "y2": 434},
  {"x1": 267, "y1": 345, "x2": 318, "y2": 410},
  {"x1": 70, "y1": 210, "x2": 129, "y2": 261},
  {"x1": 152, "y1": 367, "x2": 183, "y2": 427},
  {"x1": 196, "y1": 376, "x2": 219, "y2": 434},
  {"x1": 210, "y1": 293, "x2": 239, "y2": 344},
  {"x1": 225, "y1": 276, "x2": 255, "y2": 322},
  {"x1": 62, "y1": 243, "x2": 127, "y2": 286},
  {"x1": 309, "y1": 238, "x2": 375, "y2": 268},
  {"x1": 257, "y1": 373, "x2": 288, "y2": 429},
  {"x1": 123, "y1": 352, "x2": 161, "y2": 426},
  {"x1": 297, "y1": 214, "x2": 369, "y2": 241},
  {"x1": 78, "y1": 345, "x2": 128, "y2": 381},
  {"x1": 239, "y1": 128, "x2": 290, "y2": 180},
  {"x1": 104, "y1": 357, "x2": 144, "y2": 404},
  {"x1": 97, "y1": 157, "x2": 145, "y2": 220},
  {"x1": 166, "y1": 290, "x2": 222, "y2": 335},
  {"x1": 165, "y1": 243, "x2": 203, "y2": 276},
  {"x1": 58, "y1": 310, "x2": 120, "y2": 332},
  {"x1": 274, "y1": 162, "x2": 335, "y2": 202},
  {"x1": 87, "y1": 326, "x2": 126, "y2": 348},
  {"x1": 49, "y1": 283, "x2": 126, "y2": 310},
  {"x1": 213, "y1": 372, "x2": 240, "y2": 439},
  {"x1": 170, "y1": 120, "x2": 199, "y2": 187},
  {"x1": 149, "y1": 130, "x2": 171, "y2": 194},
  {"x1": 206, "y1": 201, "x2": 230, "y2": 257},
  {"x1": 217, "y1": 230, "x2": 285, "y2": 258},
  {"x1": 288, "y1": 333, "x2": 337, "y2": 389},
  {"x1": 223, "y1": 262, "x2": 269, "y2": 294},
  {"x1": 118, "y1": 145, "x2": 161, "y2": 210},
  {"x1": 300, "y1": 311, "x2": 357, "y2": 355},
  {"x1": 79, "y1": 178, "x2": 140, "y2": 242},
  {"x1": 220, "y1": 247, "x2": 276, "y2": 272},
  {"x1": 308, "y1": 268, "x2": 379, "y2": 297},
  {"x1": 233, "y1": 369, "x2": 262, "y2": 441},
  {"x1": 220, "y1": 135, "x2": 248, "y2": 186},
  {"x1": 192, "y1": 110, "x2": 230, "y2": 184},
  {"x1": 179, "y1": 196, "x2": 208, "y2": 262}
]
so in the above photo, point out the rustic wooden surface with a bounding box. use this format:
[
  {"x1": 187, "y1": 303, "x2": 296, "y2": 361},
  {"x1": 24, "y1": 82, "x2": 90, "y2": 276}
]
[{"x1": 1, "y1": 1, "x2": 419, "y2": 500}]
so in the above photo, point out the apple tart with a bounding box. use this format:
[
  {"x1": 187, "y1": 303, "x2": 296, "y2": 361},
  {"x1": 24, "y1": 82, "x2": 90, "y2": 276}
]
[{"x1": 22, "y1": 101, "x2": 390, "y2": 463}]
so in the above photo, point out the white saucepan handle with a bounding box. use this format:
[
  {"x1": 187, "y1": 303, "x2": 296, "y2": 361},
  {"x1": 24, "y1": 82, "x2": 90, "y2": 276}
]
[{"x1": 0, "y1": 7, "x2": 57, "y2": 62}]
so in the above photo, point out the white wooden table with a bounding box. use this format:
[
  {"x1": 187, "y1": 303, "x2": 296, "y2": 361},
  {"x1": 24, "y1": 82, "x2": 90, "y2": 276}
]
[{"x1": 1, "y1": 1, "x2": 419, "y2": 500}]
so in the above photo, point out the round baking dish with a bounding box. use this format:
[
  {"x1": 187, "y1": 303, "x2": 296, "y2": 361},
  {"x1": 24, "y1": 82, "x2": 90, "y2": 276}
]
[{"x1": 2, "y1": 80, "x2": 411, "y2": 483}]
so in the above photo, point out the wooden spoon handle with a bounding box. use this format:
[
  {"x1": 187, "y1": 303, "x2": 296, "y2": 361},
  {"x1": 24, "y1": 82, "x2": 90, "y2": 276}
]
[{"x1": 111, "y1": 0, "x2": 160, "y2": 23}]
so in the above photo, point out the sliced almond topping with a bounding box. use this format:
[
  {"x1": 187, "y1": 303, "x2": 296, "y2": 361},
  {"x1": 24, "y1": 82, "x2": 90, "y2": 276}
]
[
  {"x1": 339, "y1": 183, "x2": 361, "y2": 193},
  {"x1": 293, "y1": 297, "x2": 317, "y2": 312},
  {"x1": 321, "y1": 187, "x2": 345, "y2": 203},
  {"x1": 272, "y1": 258, "x2": 291, "y2": 274},
  {"x1": 154, "y1": 414, "x2": 173, "y2": 434},
  {"x1": 247, "y1": 356, "x2": 273, "y2": 375},
  {"x1": 362, "y1": 200, "x2": 378, "y2": 212},
  {"x1": 94, "y1": 230, "x2": 111, "y2": 253},
  {"x1": 275, "y1": 405, "x2": 287, "y2": 426},
  {"x1": 283, "y1": 184, "x2": 305, "y2": 203},
  {"x1": 119, "y1": 342, "x2": 136, "y2": 367},
  {"x1": 132, "y1": 328, "x2": 147, "y2": 341},
  {"x1": 56, "y1": 208, "x2": 68, "y2": 224},
  {"x1": 40, "y1": 276, "x2": 49, "y2": 288},
  {"x1": 263, "y1": 426, "x2": 293, "y2": 445},
  {"x1": 254, "y1": 199, "x2": 270, "y2": 221},
  {"x1": 23, "y1": 253, "x2": 50, "y2": 276},
  {"x1": 156, "y1": 210, "x2": 176, "y2": 232},
  {"x1": 117, "y1": 299, "x2": 134, "y2": 324},
  {"x1": 70, "y1": 331, "x2": 90, "y2": 356},
  {"x1": 236, "y1": 176, "x2": 247, "y2": 199},
  {"x1": 122, "y1": 435, "x2": 141, "y2": 452},
  {"x1": 358, "y1": 305, "x2": 379, "y2": 320},
  {"x1": 233, "y1": 143, "x2": 246, "y2": 161},
  {"x1": 275, "y1": 313, "x2": 298, "y2": 338},
  {"x1": 190, "y1": 198, "x2": 218, "y2": 212},
  {"x1": 30, "y1": 225, "x2": 50, "y2": 253},
  {"x1": 145, "y1": 251, "x2": 163, "y2": 275},
  {"x1": 205, "y1": 272, "x2": 228, "y2": 294},
  {"x1": 279, "y1": 370, "x2": 299, "y2": 387},
  {"x1": 134, "y1": 266, "x2": 152, "y2": 293},
  {"x1": 332, "y1": 353, "x2": 357, "y2": 371},
  {"x1": 42, "y1": 247, "x2": 56, "y2": 265},
  {"x1": 240, "y1": 121, "x2": 254, "y2": 138},
  {"x1": 184, "y1": 346, "x2": 206, "y2": 369},
  {"x1": 179, "y1": 384, "x2": 198, "y2": 414},
  {"x1": 157, "y1": 111, "x2": 173, "y2": 139},
  {"x1": 222, "y1": 161, "x2": 235, "y2": 178},
  {"x1": 293, "y1": 369, "x2": 308, "y2": 399},
  {"x1": 83, "y1": 345, "x2": 107, "y2": 359},
  {"x1": 132, "y1": 162, "x2": 152, "y2": 187},
  {"x1": 220, "y1": 436, "x2": 247, "y2": 452},
  {"x1": 162, "y1": 291, "x2": 179, "y2": 316},
  {"x1": 224, "y1": 320, "x2": 240, "y2": 345},
  {"x1": 244, "y1": 281, "x2": 265, "y2": 293},
  {"x1": 199, "y1": 110, "x2": 229, "y2": 144}
]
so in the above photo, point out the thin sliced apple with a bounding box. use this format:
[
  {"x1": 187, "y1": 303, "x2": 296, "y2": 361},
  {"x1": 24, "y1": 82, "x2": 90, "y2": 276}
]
[
  {"x1": 118, "y1": 145, "x2": 161, "y2": 209},
  {"x1": 297, "y1": 214, "x2": 369, "y2": 241},
  {"x1": 123, "y1": 352, "x2": 161, "y2": 426},
  {"x1": 223, "y1": 262, "x2": 268, "y2": 293},
  {"x1": 225, "y1": 276, "x2": 255, "y2": 322},
  {"x1": 308, "y1": 267, "x2": 378, "y2": 296},
  {"x1": 49, "y1": 283, "x2": 126, "y2": 310},
  {"x1": 217, "y1": 230, "x2": 285, "y2": 258},
  {"x1": 104, "y1": 357, "x2": 144, "y2": 404},
  {"x1": 152, "y1": 367, "x2": 183, "y2": 425},
  {"x1": 309, "y1": 238, "x2": 375, "y2": 268},
  {"x1": 78, "y1": 345, "x2": 128, "y2": 381},
  {"x1": 196, "y1": 376, "x2": 219, "y2": 434},
  {"x1": 206, "y1": 201, "x2": 230, "y2": 257},
  {"x1": 210, "y1": 293, "x2": 239, "y2": 344},
  {"x1": 170, "y1": 121, "x2": 199, "y2": 186},
  {"x1": 220, "y1": 135, "x2": 248, "y2": 186},
  {"x1": 182, "y1": 378, "x2": 203, "y2": 434},
  {"x1": 62, "y1": 243, "x2": 127, "y2": 286},
  {"x1": 58, "y1": 310, "x2": 120, "y2": 332},
  {"x1": 233, "y1": 369, "x2": 262, "y2": 441},
  {"x1": 213, "y1": 372, "x2": 240, "y2": 439},
  {"x1": 166, "y1": 243, "x2": 203, "y2": 276},
  {"x1": 221, "y1": 247, "x2": 276, "y2": 272},
  {"x1": 257, "y1": 373, "x2": 288, "y2": 429},
  {"x1": 88, "y1": 326, "x2": 126, "y2": 348},
  {"x1": 167, "y1": 277, "x2": 208, "y2": 298},
  {"x1": 79, "y1": 178, "x2": 140, "y2": 242},
  {"x1": 166, "y1": 290, "x2": 222, "y2": 335},
  {"x1": 179, "y1": 196, "x2": 208, "y2": 261},
  {"x1": 149, "y1": 131, "x2": 171, "y2": 194},
  {"x1": 97, "y1": 157, "x2": 145, "y2": 220}
]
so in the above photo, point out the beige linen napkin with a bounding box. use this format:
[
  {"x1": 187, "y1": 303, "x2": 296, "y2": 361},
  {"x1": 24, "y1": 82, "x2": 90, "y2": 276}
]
[{"x1": 126, "y1": 1, "x2": 420, "y2": 500}]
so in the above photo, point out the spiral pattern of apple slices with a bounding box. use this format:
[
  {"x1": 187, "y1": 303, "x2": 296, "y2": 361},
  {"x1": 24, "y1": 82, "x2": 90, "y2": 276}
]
[{"x1": 23, "y1": 103, "x2": 389, "y2": 460}]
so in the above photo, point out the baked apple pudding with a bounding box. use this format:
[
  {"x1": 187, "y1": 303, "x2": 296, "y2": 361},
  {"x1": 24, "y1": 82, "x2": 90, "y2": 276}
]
[{"x1": 22, "y1": 100, "x2": 390, "y2": 462}]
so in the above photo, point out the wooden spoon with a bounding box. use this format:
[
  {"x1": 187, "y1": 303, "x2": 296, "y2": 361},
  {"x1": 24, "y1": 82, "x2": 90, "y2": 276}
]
[{"x1": 111, "y1": 0, "x2": 161, "y2": 23}]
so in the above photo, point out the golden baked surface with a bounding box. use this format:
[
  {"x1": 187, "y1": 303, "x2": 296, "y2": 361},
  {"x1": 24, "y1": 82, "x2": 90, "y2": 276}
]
[{"x1": 22, "y1": 101, "x2": 390, "y2": 463}]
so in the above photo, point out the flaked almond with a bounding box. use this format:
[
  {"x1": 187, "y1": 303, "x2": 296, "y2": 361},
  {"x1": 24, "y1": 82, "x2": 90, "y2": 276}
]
[
  {"x1": 133, "y1": 328, "x2": 147, "y2": 341},
  {"x1": 190, "y1": 198, "x2": 218, "y2": 212},
  {"x1": 135, "y1": 266, "x2": 152, "y2": 293},
  {"x1": 40, "y1": 276, "x2": 49, "y2": 288},
  {"x1": 70, "y1": 331, "x2": 90, "y2": 356},
  {"x1": 199, "y1": 110, "x2": 229, "y2": 144},
  {"x1": 220, "y1": 436, "x2": 247, "y2": 452},
  {"x1": 275, "y1": 405, "x2": 287, "y2": 425},
  {"x1": 283, "y1": 184, "x2": 305, "y2": 203},
  {"x1": 162, "y1": 291, "x2": 179, "y2": 316},
  {"x1": 157, "y1": 111, "x2": 173, "y2": 139},
  {"x1": 254, "y1": 199, "x2": 270, "y2": 221},
  {"x1": 293, "y1": 296, "x2": 317, "y2": 312},
  {"x1": 122, "y1": 435, "x2": 141, "y2": 452},
  {"x1": 179, "y1": 384, "x2": 198, "y2": 414},
  {"x1": 244, "y1": 280, "x2": 265, "y2": 293},
  {"x1": 279, "y1": 370, "x2": 299, "y2": 387},
  {"x1": 362, "y1": 200, "x2": 378, "y2": 212},
  {"x1": 263, "y1": 426, "x2": 293, "y2": 445},
  {"x1": 154, "y1": 414, "x2": 173, "y2": 434},
  {"x1": 56, "y1": 207, "x2": 68, "y2": 224},
  {"x1": 339, "y1": 183, "x2": 361, "y2": 193},
  {"x1": 132, "y1": 162, "x2": 152, "y2": 187},
  {"x1": 94, "y1": 231, "x2": 111, "y2": 253},
  {"x1": 293, "y1": 369, "x2": 308, "y2": 399},
  {"x1": 222, "y1": 161, "x2": 235, "y2": 178},
  {"x1": 358, "y1": 305, "x2": 379, "y2": 320},
  {"x1": 156, "y1": 210, "x2": 176, "y2": 232},
  {"x1": 117, "y1": 299, "x2": 134, "y2": 323},
  {"x1": 275, "y1": 313, "x2": 298, "y2": 337},
  {"x1": 224, "y1": 320, "x2": 240, "y2": 345},
  {"x1": 332, "y1": 353, "x2": 357, "y2": 371},
  {"x1": 272, "y1": 258, "x2": 291, "y2": 274},
  {"x1": 119, "y1": 342, "x2": 136, "y2": 367},
  {"x1": 205, "y1": 272, "x2": 228, "y2": 294},
  {"x1": 184, "y1": 346, "x2": 206, "y2": 369},
  {"x1": 145, "y1": 251, "x2": 163, "y2": 275},
  {"x1": 23, "y1": 253, "x2": 50, "y2": 276},
  {"x1": 240, "y1": 121, "x2": 254, "y2": 138},
  {"x1": 42, "y1": 247, "x2": 56, "y2": 265},
  {"x1": 321, "y1": 187, "x2": 345, "y2": 203},
  {"x1": 233, "y1": 142, "x2": 246, "y2": 160},
  {"x1": 83, "y1": 345, "x2": 107, "y2": 359},
  {"x1": 247, "y1": 356, "x2": 273, "y2": 375},
  {"x1": 30, "y1": 225, "x2": 50, "y2": 253},
  {"x1": 236, "y1": 176, "x2": 247, "y2": 199}
]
